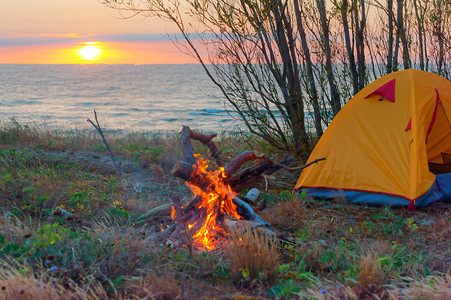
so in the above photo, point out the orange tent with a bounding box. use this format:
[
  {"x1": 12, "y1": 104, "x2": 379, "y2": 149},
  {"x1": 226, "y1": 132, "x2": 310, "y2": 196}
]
[{"x1": 295, "y1": 69, "x2": 451, "y2": 208}]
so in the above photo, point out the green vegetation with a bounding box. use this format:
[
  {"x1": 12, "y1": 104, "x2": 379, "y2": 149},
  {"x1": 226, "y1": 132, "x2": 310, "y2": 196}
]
[{"x1": 0, "y1": 120, "x2": 449, "y2": 299}]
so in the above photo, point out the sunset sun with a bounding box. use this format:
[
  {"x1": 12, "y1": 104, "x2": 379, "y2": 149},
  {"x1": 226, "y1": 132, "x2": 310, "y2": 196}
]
[{"x1": 77, "y1": 43, "x2": 102, "y2": 61}]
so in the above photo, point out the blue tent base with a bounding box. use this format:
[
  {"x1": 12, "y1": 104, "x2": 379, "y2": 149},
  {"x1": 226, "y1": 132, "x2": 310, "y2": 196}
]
[{"x1": 298, "y1": 173, "x2": 451, "y2": 207}]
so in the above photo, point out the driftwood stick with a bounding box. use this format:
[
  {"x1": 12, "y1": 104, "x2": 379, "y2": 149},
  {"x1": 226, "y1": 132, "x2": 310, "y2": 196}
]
[
  {"x1": 222, "y1": 188, "x2": 270, "y2": 226},
  {"x1": 188, "y1": 128, "x2": 224, "y2": 167},
  {"x1": 264, "y1": 157, "x2": 326, "y2": 172},
  {"x1": 151, "y1": 223, "x2": 177, "y2": 243},
  {"x1": 262, "y1": 157, "x2": 294, "y2": 175},
  {"x1": 173, "y1": 155, "x2": 295, "y2": 193},
  {"x1": 224, "y1": 150, "x2": 261, "y2": 177},
  {"x1": 54, "y1": 208, "x2": 75, "y2": 219},
  {"x1": 87, "y1": 110, "x2": 121, "y2": 175},
  {"x1": 140, "y1": 196, "x2": 202, "y2": 224},
  {"x1": 226, "y1": 160, "x2": 273, "y2": 189},
  {"x1": 171, "y1": 196, "x2": 184, "y2": 222},
  {"x1": 181, "y1": 126, "x2": 196, "y2": 165},
  {"x1": 172, "y1": 160, "x2": 194, "y2": 180},
  {"x1": 138, "y1": 203, "x2": 173, "y2": 221},
  {"x1": 230, "y1": 157, "x2": 298, "y2": 192},
  {"x1": 182, "y1": 195, "x2": 202, "y2": 215}
]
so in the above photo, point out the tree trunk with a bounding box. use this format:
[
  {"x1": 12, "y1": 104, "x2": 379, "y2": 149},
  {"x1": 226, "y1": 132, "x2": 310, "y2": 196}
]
[
  {"x1": 271, "y1": 1, "x2": 310, "y2": 159},
  {"x1": 436, "y1": 0, "x2": 444, "y2": 75},
  {"x1": 413, "y1": 0, "x2": 425, "y2": 70},
  {"x1": 396, "y1": 0, "x2": 411, "y2": 70},
  {"x1": 401, "y1": 0, "x2": 411, "y2": 69},
  {"x1": 315, "y1": 0, "x2": 341, "y2": 116},
  {"x1": 340, "y1": 0, "x2": 359, "y2": 95},
  {"x1": 387, "y1": 0, "x2": 394, "y2": 73},
  {"x1": 354, "y1": 0, "x2": 366, "y2": 89},
  {"x1": 393, "y1": 1, "x2": 400, "y2": 71},
  {"x1": 294, "y1": 0, "x2": 323, "y2": 137}
]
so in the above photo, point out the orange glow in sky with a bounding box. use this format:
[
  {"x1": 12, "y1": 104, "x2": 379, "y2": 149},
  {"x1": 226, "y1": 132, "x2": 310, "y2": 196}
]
[
  {"x1": 0, "y1": 41, "x2": 199, "y2": 64},
  {"x1": 0, "y1": 0, "x2": 197, "y2": 64}
]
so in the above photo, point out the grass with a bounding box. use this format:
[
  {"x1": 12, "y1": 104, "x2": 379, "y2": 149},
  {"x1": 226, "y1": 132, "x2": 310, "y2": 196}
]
[
  {"x1": 226, "y1": 227, "x2": 280, "y2": 287},
  {"x1": 0, "y1": 119, "x2": 450, "y2": 299}
]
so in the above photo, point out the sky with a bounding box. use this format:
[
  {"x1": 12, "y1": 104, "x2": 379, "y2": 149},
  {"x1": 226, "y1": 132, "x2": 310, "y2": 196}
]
[{"x1": 0, "y1": 0, "x2": 198, "y2": 64}]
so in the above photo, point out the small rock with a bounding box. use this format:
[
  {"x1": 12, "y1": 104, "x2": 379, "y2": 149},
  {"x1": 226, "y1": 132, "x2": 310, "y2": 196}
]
[
  {"x1": 245, "y1": 188, "x2": 261, "y2": 202},
  {"x1": 92, "y1": 155, "x2": 100, "y2": 159},
  {"x1": 419, "y1": 219, "x2": 436, "y2": 226},
  {"x1": 123, "y1": 164, "x2": 136, "y2": 173}
]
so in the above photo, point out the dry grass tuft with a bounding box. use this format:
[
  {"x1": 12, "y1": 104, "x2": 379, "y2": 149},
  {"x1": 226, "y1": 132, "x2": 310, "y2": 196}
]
[
  {"x1": 0, "y1": 212, "x2": 32, "y2": 244},
  {"x1": 260, "y1": 196, "x2": 307, "y2": 231},
  {"x1": 388, "y1": 274, "x2": 451, "y2": 300},
  {"x1": 90, "y1": 221, "x2": 153, "y2": 278},
  {"x1": 357, "y1": 253, "x2": 385, "y2": 289},
  {"x1": 0, "y1": 263, "x2": 107, "y2": 300},
  {"x1": 123, "y1": 274, "x2": 182, "y2": 299},
  {"x1": 225, "y1": 227, "x2": 280, "y2": 286},
  {"x1": 299, "y1": 283, "x2": 359, "y2": 300},
  {"x1": 0, "y1": 119, "x2": 102, "y2": 151}
]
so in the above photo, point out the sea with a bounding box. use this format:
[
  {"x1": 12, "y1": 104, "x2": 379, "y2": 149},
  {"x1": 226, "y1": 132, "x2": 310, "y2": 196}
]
[{"x1": 0, "y1": 64, "x2": 243, "y2": 133}]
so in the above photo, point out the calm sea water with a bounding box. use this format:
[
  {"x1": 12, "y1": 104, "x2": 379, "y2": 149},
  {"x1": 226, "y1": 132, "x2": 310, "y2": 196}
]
[{"x1": 0, "y1": 64, "x2": 243, "y2": 132}]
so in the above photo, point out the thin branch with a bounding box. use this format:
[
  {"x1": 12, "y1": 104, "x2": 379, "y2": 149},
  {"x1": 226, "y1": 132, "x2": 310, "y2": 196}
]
[
  {"x1": 264, "y1": 157, "x2": 326, "y2": 172},
  {"x1": 87, "y1": 110, "x2": 121, "y2": 175}
]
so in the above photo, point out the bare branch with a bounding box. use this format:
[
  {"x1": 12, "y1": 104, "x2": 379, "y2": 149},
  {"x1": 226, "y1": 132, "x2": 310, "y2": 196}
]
[{"x1": 87, "y1": 110, "x2": 121, "y2": 175}]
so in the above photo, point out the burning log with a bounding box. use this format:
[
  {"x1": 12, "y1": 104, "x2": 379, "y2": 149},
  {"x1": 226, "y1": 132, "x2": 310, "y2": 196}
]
[
  {"x1": 151, "y1": 223, "x2": 177, "y2": 243},
  {"x1": 231, "y1": 157, "x2": 294, "y2": 192},
  {"x1": 188, "y1": 129, "x2": 223, "y2": 167},
  {"x1": 139, "y1": 203, "x2": 173, "y2": 222},
  {"x1": 224, "y1": 150, "x2": 261, "y2": 177},
  {"x1": 167, "y1": 127, "x2": 276, "y2": 250},
  {"x1": 180, "y1": 125, "x2": 223, "y2": 167},
  {"x1": 180, "y1": 126, "x2": 196, "y2": 165},
  {"x1": 160, "y1": 126, "x2": 323, "y2": 251},
  {"x1": 226, "y1": 159, "x2": 273, "y2": 190}
]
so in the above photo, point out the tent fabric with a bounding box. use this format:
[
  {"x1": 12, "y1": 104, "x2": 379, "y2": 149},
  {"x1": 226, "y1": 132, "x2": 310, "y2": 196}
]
[
  {"x1": 295, "y1": 69, "x2": 451, "y2": 207},
  {"x1": 301, "y1": 173, "x2": 451, "y2": 207},
  {"x1": 365, "y1": 78, "x2": 396, "y2": 102}
]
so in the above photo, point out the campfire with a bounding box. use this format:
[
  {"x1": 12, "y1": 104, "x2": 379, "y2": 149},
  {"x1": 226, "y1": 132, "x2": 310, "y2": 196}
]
[
  {"x1": 149, "y1": 126, "x2": 324, "y2": 251},
  {"x1": 173, "y1": 154, "x2": 242, "y2": 251}
]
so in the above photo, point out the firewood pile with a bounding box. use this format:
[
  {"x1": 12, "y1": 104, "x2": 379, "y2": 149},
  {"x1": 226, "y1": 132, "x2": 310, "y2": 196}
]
[{"x1": 146, "y1": 126, "x2": 324, "y2": 251}]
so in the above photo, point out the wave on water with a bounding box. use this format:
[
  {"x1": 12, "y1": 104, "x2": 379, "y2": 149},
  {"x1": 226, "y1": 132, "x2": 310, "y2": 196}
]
[
  {"x1": 188, "y1": 108, "x2": 227, "y2": 116},
  {"x1": 0, "y1": 64, "x2": 242, "y2": 132}
]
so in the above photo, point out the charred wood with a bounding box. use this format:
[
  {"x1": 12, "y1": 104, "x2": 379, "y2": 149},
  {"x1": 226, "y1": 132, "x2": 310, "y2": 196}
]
[
  {"x1": 224, "y1": 150, "x2": 260, "y2": 177},
  {"x1": 180, "y1": 126, "x2": 196, "y2": 165},
  {"x1": 227, "y1": 160, "x2": 273, "y2": 192},
  {"x1": 181, "y1": 126, "x2": 224, "y2": 167},
  {"x1": 188, "y1": 128, "x2": 223, "y2": 167},
  {"x1": 151, "y1": 223, "x2": 177, "y2": 243}
]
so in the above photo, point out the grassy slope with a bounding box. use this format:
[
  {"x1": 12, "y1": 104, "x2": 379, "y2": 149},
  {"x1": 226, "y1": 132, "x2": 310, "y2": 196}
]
[{"x1": 0, "y1": 120, "x2": 449, "y2": 299}]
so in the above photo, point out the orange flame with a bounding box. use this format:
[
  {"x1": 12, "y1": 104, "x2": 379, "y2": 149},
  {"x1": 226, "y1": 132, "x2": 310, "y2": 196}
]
[
  {"x1": 179, "y1": 154, "x2": 241, "y2": 251},
  {"x1": 171, "y1": 206, "x2": 176, "y2": 221}
]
